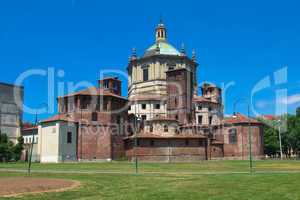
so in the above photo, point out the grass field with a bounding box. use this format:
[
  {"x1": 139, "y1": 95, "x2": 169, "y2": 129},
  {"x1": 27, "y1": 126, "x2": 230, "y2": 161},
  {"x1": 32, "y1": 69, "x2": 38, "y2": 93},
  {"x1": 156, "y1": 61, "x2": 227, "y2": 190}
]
[{"x1": 0, "y1": 160, "x2": 300, "y2": 200}]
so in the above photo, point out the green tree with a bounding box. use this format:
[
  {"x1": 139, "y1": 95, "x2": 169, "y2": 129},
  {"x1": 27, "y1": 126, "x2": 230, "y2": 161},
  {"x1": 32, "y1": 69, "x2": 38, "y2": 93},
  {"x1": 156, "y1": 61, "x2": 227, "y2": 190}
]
[
  {"x1": 296, "y1": 107, "x2": 300, "y2": 118},
  {"x1": 286, "y1": 114, "x2": 300, "y2": 157},
  {"x1": 263, "y1": 125, "x2": 279, "y2": 157},
  {"x1": 0, "y1": 134, "x2": 24, "y2": 162},
  {"x1": 12, "y1": 136, "x2": 24, "y2": 161}
]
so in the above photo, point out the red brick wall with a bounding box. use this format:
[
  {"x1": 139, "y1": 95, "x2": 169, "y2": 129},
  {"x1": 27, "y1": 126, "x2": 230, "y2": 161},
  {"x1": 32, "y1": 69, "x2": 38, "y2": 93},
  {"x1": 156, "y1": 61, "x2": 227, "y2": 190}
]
[
  {"x1": 125, "y1": 138, "x2": 207, "y2": 162},
  {"x1": 58, "y1": 94, "x2": 128, "y2": 161},
  {"x1": 210, "y1": 144, "x2": 224, "y2": 159},
  {"x1": 166, "y1": 69, "x2": 194, "y2": 124},
  {"x1": 223, "y1": 124, "x2": 264, "y2": 159},
  {"x1": 77, "y1": 125, "x2": 112, "y2": 160}
]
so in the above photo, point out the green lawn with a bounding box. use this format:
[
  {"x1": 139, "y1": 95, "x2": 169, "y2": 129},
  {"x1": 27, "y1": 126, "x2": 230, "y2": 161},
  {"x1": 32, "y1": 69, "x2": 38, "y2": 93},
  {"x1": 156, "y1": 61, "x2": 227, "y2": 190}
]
[
  {"x1": 0, "y1": 160, "x2": 300, "y2": 200},
  {"x1": 1, "y1": 160, "x2": 300, "y2": 173}
]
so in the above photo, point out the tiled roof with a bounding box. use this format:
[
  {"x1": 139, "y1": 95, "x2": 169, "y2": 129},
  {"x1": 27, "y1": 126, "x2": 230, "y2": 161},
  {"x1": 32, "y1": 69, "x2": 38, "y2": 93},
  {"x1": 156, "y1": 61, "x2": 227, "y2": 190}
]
[
  {"x1": 22, "y1": 126, "x2": 38, "y2": 131},
  {"x1": 193, "y1": 96, "x2": 219, "y2": 104},
  {"x1": 41, "y1": 114, "x2": 77, "y2": 123},
  {"x1": 58, "y1": 87, "x2": 127, "y2": 100},
  {"x1": 98, "y1": 77, "x2": 121, "y2": 81},
  {"x1": 260, "y1": 115, "x2": 279, "y2": 120},
  {"x1": 224, "y1": 113, "x2": 262, "y2": 125}
]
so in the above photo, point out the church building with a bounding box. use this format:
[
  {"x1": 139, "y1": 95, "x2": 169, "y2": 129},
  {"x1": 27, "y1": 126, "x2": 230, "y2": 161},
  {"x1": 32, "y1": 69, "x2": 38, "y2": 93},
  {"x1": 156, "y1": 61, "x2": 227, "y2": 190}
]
[
  {"x1": 35, "y1": 20, "x2": 264, "y2": 163},
  {"x1": 125, "y1": 20, "x2": 264, "y2": 161}
]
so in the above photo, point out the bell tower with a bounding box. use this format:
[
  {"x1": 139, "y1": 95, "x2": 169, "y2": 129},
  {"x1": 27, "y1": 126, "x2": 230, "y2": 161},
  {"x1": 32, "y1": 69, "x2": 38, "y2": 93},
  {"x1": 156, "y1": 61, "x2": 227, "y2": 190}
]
[{"x1": 156, "y1": 19, "x2": 167, "y2": 42}]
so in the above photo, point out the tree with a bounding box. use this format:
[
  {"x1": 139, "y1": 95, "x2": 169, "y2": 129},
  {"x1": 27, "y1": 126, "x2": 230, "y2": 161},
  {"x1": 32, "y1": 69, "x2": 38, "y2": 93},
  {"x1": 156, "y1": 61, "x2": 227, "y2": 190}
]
[
  {"x1": 263, "y1": 125, "x2": 279, "y2": 157},
  {"x1": 0, "y1": 134, "x2": 24, "y2": 162},
  {"x1": 296, "y1": 107, "x2": 300, "y2": 118},
  {"x1": 286, "y1": 114, "x2": 300, "y2": 157},
  {"x1": 12, "y1": 136, "x2": 24, "y2": 161},
  {"x1": 257, "y1": 118, "x2": 280, "y2": 157}
]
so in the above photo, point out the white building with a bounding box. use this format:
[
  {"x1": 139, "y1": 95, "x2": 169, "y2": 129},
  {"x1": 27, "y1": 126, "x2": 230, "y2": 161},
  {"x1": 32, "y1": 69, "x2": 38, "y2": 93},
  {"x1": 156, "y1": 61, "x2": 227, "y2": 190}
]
[{"x1": 37, "y1": 115, "x2": 77, "y2": 163}]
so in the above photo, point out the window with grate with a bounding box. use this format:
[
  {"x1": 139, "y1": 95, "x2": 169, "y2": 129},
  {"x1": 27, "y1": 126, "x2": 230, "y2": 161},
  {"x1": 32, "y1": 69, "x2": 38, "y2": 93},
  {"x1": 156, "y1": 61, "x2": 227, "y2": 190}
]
[
  {"x1": 67, "y1": 132, "x2": 72, "y2": 144},
  {"x1": 229, "y1": 129, "x2": 237, "y2": 144}
]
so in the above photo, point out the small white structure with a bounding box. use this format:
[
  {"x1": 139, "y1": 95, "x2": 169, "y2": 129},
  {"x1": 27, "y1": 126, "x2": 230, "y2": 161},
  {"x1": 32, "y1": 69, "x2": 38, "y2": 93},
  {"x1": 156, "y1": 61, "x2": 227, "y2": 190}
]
[
  {"x1": 21, "y1": 126, "x2": 39, "y2": 162},
  {"x1": 38, "y1": 116, "x2": 77, "y2": 163}
]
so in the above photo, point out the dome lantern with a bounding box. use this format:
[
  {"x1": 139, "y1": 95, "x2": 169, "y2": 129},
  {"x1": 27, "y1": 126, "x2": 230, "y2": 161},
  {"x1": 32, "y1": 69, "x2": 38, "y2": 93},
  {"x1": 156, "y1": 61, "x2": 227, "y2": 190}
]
[{"x1": 156, "y1": 19, "x2": 167, "y2": 42}]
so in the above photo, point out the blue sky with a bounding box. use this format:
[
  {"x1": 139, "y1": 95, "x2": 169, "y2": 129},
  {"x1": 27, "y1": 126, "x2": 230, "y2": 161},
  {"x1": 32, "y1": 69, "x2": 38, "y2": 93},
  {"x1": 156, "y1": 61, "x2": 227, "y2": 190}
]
[{"x1": 0, "y1": 0, "x2": 299, "y2": 122}]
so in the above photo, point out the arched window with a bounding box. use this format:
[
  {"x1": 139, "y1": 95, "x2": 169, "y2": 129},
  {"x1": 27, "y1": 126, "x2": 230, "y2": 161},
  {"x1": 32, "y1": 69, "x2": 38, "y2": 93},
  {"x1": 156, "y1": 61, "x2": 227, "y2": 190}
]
[{"x1": 229, "y1": 129, "x2": 237, "y2": 144}]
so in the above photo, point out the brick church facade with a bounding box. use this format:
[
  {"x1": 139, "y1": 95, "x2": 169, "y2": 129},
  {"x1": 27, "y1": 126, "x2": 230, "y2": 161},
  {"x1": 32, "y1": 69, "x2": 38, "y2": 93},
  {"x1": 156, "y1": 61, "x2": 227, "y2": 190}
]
[{"x1": 35, "y1": 21, "x2": 264, "y2": 163}]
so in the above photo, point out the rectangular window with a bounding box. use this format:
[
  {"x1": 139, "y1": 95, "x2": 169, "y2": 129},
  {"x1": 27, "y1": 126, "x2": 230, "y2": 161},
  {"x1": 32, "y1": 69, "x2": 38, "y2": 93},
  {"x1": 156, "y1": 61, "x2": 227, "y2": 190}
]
[
  {"x1": 198, "y1": 115, "x2": 203, "y2": 124},
  {"x1": 142, "y1": 115, "x2": 147, "y2": 121},
  {"x1": 128, "y1": 105, "x2": 131, "y2": 111},
  {"x1": 155, "y1": 104, "x2": 160, "y2": 109},
  {"x1": 198, "y1": 105, "x2": 202, "y2": 110},
  {"x1": 209, "y1": 116, "x2": 213, "y2": 125},
  {"x1": 103, "y1": 80, "x2": 109, "y2": 88},
  {"x1": 67, "y1": 132, "x2": 72, "y2": 144},
  {"x1": 92, "y1": 112, "x2": 98, "y2": 121},
  {"x1": 143, "y1": 68, "x2": 148, "y2": 81},
  {"x1": 142, "y1": 104, "x2": 146, "y2": 110},
  {"x1": 229, "y1": 129, "x2": 237, "y2": 144}
]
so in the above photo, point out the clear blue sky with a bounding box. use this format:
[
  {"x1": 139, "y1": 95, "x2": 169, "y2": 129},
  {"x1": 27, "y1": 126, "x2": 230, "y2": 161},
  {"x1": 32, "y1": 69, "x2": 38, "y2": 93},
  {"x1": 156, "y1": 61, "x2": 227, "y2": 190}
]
[{"x1": 0, "y1": 0, "x2": 299, "y2": 122}]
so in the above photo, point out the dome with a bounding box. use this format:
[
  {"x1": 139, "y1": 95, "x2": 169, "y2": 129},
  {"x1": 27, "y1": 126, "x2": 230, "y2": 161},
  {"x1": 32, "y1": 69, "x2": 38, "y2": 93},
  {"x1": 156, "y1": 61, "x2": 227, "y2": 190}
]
[
  {"x1": 144, "y1": 41, "x2": 180, "y2": 57},
  {"x1": 143, "y1": 20, "x2": 181, "y2": 57}
]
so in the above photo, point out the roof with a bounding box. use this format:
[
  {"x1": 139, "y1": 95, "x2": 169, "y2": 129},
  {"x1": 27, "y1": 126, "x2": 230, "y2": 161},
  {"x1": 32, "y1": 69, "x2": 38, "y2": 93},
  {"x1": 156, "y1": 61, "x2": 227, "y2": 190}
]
[
  {"x1": 21, "y1": 126, "x2": 38, "y2": 136},
  {"x1": 193, "y1": 96, "x2": 219, "y2": 104},
  {"x1": 224, "y1": 113, "x2": 262, "y2": 125},
  {"x1": 202, "y1": 83, "x2": 219, "y2": 89},
  {"x1": 22, "y1": 126, "x2": 38, "y2": 131},
  {"x1": 259, "y1": 115, "x2": 279, "y2": 121},
  {"x1": 58, "y1": 87, "x2": 127, "y2": 100},
  {"x1": 41, "y1": 114, "x2": 77, "y2": 123},
  {"x1": 99, "y1": 77, "x2": 121, "y2": 82},
  {"x1": 144, "y1": 41, "x2": 180, "y2": 57}
]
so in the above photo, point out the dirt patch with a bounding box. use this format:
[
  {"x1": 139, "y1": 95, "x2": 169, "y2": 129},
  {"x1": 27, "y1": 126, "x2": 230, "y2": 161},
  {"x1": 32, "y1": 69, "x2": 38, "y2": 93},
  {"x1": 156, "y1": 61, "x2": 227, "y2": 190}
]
[{"x1": 0, "y1": 177, "x2": 80, "y2": 197}]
